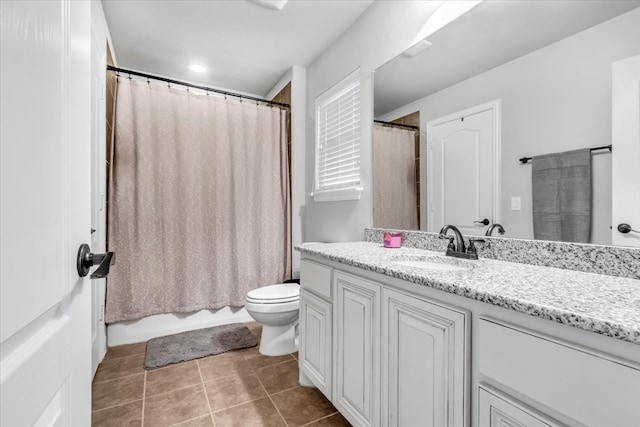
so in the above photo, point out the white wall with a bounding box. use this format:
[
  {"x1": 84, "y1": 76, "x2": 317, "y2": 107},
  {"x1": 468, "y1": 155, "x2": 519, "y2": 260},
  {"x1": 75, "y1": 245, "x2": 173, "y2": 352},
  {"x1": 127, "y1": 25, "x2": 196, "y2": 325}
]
[
  {"x1": 303, "y1": 1, "x2": 445, "y2": 243},
  {"x1": 379, "y1": 8, "x2": 640, "y2": 244}
]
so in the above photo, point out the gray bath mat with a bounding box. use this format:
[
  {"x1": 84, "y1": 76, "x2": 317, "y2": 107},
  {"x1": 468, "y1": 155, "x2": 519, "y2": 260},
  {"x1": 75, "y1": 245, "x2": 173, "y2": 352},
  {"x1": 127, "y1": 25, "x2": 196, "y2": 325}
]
[{"x1": 144, "y1": 323, "x2": 258, "y2": 369}]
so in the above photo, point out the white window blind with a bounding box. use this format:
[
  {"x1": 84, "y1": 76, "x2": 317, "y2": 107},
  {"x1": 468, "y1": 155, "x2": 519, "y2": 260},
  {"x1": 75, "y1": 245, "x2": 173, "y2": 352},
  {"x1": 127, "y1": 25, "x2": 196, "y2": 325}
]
[{"x1": 314, "y1": 70, "x2": 362, "y2": 201}]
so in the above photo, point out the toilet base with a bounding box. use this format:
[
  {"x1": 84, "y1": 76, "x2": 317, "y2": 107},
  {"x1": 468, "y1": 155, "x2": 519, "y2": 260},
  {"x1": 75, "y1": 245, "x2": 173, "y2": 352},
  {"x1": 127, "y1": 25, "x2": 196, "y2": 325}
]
[{"x1": 259, "y1": 322, "x2": 298, "y2": 356}]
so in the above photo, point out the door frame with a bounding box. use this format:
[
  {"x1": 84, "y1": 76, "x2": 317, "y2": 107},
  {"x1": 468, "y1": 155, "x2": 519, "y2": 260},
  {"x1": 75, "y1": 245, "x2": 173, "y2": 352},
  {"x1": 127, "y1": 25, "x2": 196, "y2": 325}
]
[
  {"x1": 424, "y1": 99, "x2": 501, "y2": 232},
  {"x1": 90, "y1": 23, "x2": 108, "y2": 376},
  {"x1": 612, "y1": 55, "x2": 640, "y2": 247}
]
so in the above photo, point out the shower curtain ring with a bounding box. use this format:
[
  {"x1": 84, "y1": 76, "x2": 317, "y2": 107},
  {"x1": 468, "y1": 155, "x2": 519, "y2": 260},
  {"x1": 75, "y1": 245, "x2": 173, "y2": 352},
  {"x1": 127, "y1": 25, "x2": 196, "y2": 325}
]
[{"x1": 128, "y1": 73, "x2": 132, "y2": 80}]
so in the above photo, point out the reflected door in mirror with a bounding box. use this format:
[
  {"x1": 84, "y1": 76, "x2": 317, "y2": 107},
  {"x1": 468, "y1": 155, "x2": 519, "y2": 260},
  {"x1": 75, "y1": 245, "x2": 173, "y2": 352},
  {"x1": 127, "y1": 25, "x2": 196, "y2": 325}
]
[{"x1": 428, "y1": 105, "x2": 497, "y2": 235}]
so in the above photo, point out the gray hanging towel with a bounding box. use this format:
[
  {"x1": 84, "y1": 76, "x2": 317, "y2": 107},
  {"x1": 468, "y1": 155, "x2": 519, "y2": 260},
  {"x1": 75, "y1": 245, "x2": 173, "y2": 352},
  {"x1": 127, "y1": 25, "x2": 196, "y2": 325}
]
[{"x1": 532, "y1": 148, "x2": 592, "y2": 243}]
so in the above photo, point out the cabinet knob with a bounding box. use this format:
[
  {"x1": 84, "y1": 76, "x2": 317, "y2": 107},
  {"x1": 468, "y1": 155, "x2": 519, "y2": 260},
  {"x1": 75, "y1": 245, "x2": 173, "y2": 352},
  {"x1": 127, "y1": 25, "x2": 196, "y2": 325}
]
[{"x1": 617, "y1": 223, "x2": 639, "y2": 234}]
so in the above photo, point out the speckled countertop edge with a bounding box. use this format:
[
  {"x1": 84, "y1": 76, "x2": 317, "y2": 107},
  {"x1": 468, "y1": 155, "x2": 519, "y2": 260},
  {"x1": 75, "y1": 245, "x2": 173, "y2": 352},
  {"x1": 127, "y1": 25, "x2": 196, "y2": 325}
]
[{"x1": 296, "y1": 242, "x2": 640, "y2": 345}]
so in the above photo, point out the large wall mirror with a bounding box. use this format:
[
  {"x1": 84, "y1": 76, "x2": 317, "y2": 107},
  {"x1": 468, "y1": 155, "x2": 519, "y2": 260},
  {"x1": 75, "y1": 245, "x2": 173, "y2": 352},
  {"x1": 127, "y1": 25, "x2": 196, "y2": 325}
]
[{"x1": 373, "y1": 1, "x2": 640, "y2": 246}]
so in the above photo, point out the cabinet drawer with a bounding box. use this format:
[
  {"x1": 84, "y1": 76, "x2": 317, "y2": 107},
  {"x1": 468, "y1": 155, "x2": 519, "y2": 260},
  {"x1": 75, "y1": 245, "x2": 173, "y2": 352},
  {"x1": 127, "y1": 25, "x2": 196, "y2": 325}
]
[
  {"x1": 478, "y1": 386, "x2": 559, "y2": 427},
  {"x1": 478, "y1": 318, "x2": 640, "y2": 426},
  {"x1": 300, "y1": 259, "x2": 332, "y2": 299}
]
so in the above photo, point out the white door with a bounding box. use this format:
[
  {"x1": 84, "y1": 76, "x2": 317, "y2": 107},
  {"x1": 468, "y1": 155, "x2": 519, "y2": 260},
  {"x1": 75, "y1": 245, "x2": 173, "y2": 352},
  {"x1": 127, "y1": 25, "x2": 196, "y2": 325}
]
[
  {"x1": 427, "y1": 101, "x2": 500, "y2": 235},
  {"x1": 612, "y1": 55, "x2": 640, "y2": 247},
  {"x1": 1, "y1": 1, "x2": 92, "y2": 426}
]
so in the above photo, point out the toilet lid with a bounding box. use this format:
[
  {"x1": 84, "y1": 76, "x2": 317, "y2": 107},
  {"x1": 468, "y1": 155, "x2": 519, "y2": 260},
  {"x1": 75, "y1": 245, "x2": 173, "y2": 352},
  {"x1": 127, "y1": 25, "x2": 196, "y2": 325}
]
[{"x1": 247, "y1": 283, "x2": 299, "y2": 303}]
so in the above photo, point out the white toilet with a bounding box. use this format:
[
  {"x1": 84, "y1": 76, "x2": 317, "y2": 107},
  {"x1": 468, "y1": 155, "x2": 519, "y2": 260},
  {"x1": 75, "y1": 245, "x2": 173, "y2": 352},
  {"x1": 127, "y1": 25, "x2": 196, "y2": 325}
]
[{"x1": 245, "y1": 283, "x2": 300, "y2": 356}]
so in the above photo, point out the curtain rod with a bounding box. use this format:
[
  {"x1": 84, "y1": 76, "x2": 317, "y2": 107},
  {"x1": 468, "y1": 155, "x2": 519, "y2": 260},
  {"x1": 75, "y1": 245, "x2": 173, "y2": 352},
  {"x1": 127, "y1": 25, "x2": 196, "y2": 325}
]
[
  {"x1": 519, "y1": 144, "x2": 612, "y2": 164},
  {"x1": 374, "y1": 120, "x2": 419, "y2": 130},
  {"x1": 107, "y1": 65, "x2": 290, "y2": 109}
]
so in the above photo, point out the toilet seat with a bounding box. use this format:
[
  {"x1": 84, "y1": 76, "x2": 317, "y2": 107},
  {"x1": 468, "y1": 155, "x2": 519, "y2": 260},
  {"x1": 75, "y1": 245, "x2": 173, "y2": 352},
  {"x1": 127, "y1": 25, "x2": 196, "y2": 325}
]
[
  {"x1": 244, "y1": 283, "x2": 300, "y2": 356},
  {"x1": 246, "y1": 283, "x2": 299, "y2": 304}
]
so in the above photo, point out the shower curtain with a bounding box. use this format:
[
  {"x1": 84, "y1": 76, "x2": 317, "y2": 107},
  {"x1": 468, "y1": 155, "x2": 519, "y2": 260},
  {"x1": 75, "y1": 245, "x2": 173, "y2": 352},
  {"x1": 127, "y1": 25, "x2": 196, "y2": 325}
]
[
  {"x1": 373, "y1": 124, "x2": 419, "y2": 229},
  {"x1": 105, "y1": 78, "x2": 290, "y2": 323}
]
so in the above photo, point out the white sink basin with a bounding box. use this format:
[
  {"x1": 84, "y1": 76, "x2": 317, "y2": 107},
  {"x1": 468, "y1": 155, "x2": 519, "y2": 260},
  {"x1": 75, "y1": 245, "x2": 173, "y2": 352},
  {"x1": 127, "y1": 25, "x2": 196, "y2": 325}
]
[
  {"x1": 391, "y1": 254, "x2": 476, "y2": 272},
  {"x1": 393, "y1": 259, "x2": 470, "y2": 271}
]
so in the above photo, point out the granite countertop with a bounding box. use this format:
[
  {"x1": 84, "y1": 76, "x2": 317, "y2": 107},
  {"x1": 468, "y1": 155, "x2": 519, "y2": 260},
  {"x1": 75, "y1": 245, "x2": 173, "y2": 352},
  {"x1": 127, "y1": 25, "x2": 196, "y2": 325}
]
[{"x1": 296, "y1": 241, "x2": 640, "y2": 345}]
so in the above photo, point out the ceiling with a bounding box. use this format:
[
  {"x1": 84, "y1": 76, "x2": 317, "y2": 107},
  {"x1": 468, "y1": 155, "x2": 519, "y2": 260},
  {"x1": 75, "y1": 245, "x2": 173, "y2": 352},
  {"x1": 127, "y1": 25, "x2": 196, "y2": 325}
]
[
  {"x1": 374, "y1": 1, "x2": 640, "y2": 117},
  {"x1": 101, "y1": 0, "x2": 373, "y2": 97}
]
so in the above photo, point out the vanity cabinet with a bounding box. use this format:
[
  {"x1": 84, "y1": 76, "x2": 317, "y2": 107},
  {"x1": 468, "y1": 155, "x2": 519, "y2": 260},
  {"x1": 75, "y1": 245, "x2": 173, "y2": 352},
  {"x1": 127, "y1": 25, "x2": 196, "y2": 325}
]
[
  {"x1": 333, "y1": 272, "x2": 381, "y2": 427},
  {"x1": 300, "y1": 258, "x2": 469, "y2": 427},
  {"x1": 382, "y1": 288, "x2": 467, "y2": 427},
  {"x1": 299, "y1": 250, "x2": 640, "y2": 427}
]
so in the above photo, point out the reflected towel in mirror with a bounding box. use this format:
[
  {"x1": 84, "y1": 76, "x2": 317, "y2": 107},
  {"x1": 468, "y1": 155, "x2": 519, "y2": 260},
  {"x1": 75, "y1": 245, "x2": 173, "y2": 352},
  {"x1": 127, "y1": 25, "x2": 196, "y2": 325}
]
[{"x1": 532, "y1": 148, "x2": 592, "y2": 243}]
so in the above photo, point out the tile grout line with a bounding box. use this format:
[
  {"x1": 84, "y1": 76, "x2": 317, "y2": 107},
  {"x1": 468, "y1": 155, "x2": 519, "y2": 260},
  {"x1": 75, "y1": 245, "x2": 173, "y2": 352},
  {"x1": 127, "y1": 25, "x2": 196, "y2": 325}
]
[
  {"x1": 298, "y1": 411, "x2": 340, "y2": 427},
  {"x1": 196, "y1": 359, "x2": 217, "y2": 427},
  {"x1": 268, "y1": 384, "x2": 305, "y2": 398},
  {"x1": 103, "y1": 350, "x2": 146, "y2": 360},
  {"x1": 144, "y1": 359, "x2": 198, "y2": 374},
  {"x1": 246, "y1": 354, "x2": 297, "y2": 373},
  {"x1": 140, "y1": 370, "x2": 147, "y2": 427},
  {"x1": 92, "y1": 398, "x2": 143, "y2": 413},
  {"x1": 208, "y1": 387, "x2": 272, "y2": 415},
  {"x1": 144, "y1": 379, "x2": 203, "y2": 399},
  {"x1": 167, "y1": 414, "x2": 212, "y2": 427},
  {"x1": 103, "y1": 350, "x2": 146, "y2": 361},
  {"x1": 93, "y1": 371, "x2": 146, "y2": 385},
  {"x1": 255, "y1": 369, "x2": 290, "y2": 427}
]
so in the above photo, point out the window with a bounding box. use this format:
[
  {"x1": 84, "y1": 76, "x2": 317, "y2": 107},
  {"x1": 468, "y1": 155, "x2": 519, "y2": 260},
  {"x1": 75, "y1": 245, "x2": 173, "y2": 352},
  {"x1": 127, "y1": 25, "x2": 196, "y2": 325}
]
[{"x1": 313, "y1": 69, "x2": 363, "y2": 202}]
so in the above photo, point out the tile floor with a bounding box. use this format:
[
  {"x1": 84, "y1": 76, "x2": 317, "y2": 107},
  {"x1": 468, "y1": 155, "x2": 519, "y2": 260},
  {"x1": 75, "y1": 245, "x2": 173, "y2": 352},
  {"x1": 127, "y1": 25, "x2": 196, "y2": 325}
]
[{"x1": 92, "y1": 322, "x2": 351, "y2": 427}]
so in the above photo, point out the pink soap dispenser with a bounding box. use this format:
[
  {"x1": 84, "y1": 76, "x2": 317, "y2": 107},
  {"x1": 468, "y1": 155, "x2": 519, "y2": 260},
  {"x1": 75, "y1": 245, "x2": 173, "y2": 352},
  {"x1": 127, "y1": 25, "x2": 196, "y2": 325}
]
[{"x1": 383, "y1": 232, "x2": 402, "y2": 248}]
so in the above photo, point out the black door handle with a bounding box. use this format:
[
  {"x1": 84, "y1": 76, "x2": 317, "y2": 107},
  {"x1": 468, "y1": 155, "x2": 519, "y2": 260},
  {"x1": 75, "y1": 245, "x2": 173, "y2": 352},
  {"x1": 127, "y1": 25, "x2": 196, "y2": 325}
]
[
  {"x1": 474, "y1": 218, "x2": 490, "y2": 226},
  {"x1": 76, "y1": 244, "x2": 115, "y2": 279}
]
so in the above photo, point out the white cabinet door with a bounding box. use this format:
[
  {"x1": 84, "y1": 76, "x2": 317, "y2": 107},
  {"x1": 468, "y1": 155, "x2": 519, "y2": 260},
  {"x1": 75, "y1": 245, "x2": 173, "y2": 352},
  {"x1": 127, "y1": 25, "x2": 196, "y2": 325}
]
[
  {"x1": 334, "y1": 272, "x2": 381, "y2": 427},
  {"x1": 1, "y1": 1, "x2": 92, "y2": 425},
  {"x1": 382, "y1": 288, "x2": 468, "y2": 427},
  {"x1": 299, "y1": 289, "x2": 332, "y2": 399},
  {"x1": 478, "y1": 387, "x2": 559, "y2": 427}
]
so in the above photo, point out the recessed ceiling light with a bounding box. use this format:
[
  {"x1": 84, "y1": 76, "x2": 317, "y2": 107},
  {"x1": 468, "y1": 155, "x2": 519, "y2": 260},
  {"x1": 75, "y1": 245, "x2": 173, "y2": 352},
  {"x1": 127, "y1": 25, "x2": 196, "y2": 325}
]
[
  {"x1": 401, "y1": 39, "x2": 433, "y2": 58},
  {"x1": 189, "y1": 64, "x2": 206, "y2": 73},
  {"x1": 248, "y1": 0, "x2": 288, "y2": 11}
]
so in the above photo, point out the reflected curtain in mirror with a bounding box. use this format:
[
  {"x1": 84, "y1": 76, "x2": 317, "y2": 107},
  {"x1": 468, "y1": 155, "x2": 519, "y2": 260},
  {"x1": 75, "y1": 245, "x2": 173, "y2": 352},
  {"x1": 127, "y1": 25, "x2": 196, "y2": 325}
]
[
  {"x1": 373, "y1": 124, "x2": 419, "y2": 230},
  {"x1": 106, "y1": 78, "x2": 291, "y2": 323}
]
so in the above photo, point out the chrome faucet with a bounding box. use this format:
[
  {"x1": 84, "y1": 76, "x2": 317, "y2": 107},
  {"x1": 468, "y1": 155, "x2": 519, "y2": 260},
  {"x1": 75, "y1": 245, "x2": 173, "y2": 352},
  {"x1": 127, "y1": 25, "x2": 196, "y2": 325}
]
[
  {"x1": 439, "y1": 224, "x2": 485, "y2": 260},
  {"x1": 439, "y1": 225, "x2": 466, "y2": 254},
  {"x1": 485, "y1": 223, "x2": 505, "y2": 236}
]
